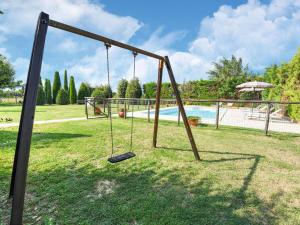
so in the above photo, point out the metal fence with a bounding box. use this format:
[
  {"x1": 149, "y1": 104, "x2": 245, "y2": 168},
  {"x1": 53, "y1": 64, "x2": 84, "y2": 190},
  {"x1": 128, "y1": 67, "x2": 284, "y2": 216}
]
[{"x1": 86, "y1": 98, "x2": 300, "y2": 136}]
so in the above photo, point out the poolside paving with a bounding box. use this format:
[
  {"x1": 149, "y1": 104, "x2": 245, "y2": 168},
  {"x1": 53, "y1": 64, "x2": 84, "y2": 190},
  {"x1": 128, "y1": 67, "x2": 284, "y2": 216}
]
[{"x1": 133, "y1": 106, "x2": 300, "y2": 134}]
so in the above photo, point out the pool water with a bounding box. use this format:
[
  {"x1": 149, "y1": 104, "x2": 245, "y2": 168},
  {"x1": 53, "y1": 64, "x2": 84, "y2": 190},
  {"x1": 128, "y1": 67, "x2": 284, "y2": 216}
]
[{"x1": 149, "y1": 106, "x2": 216, "y2": 119}]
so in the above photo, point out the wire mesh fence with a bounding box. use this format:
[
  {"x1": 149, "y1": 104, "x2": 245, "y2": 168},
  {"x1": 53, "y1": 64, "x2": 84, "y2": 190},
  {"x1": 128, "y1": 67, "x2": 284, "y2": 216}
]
[{"x1": 84, "y1": 97, "x2": 300, "y2": 135}]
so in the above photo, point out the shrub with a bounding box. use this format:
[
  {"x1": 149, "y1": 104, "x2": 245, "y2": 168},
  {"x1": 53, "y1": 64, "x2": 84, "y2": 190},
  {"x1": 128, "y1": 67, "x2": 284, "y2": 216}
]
[
  {"x1": 56, "y1": 89, "x2": 69, "y2": 105},
  {"x1": 91, "y1": 85, "x2": 112, "y2": 98},
  {"x1": 161, "y1": 82, "x2": 173, "y2": 99},
  {"x1": 117, "y1": 79, "x2": 128, "y2": 98},
  {"x1": 78, "y1": 82, "x2": 90, "y2": 101},
  {"x1": 125, "y1": 78, "x2": 142, "y2": 98},
  {"x1": 143, "y1": 82, "x2": 156, "y2": 98},
  {"x1": 69, "y1": 76, "x2": 77, "y2": 104},
  {"x1": 52, "y1": 71, "x2": 61, "y2": 104},
  {"x1": 36, "y1": 81, "x2": 45, "y2": 105}
]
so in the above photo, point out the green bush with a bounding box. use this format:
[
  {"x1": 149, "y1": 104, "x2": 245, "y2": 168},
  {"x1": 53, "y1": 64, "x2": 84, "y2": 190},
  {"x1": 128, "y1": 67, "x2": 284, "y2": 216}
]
[
  {"x1": 78, "y1": 82, "x2": 90, "y2": 100},
  {"x1": 161, "y1": 82, "x2": 173, "y2": 99},
  {"x1": 125, "y1": 78, "x2": 142, "y2": 98},
  {"x1": 117, "y1": 79, "x2": 128, "y2": 98},
  {"x1": 69, "y1": 76, "x2": 77, "y2": 104},
  {"x1": 143, "y1": 82, "x2": 156, "y2": 98},
  {"x1": 36, "y1": 83, "x2": 45, "y2": 105},
  {"x1": 52, "y1": 71, "x2": 61, "y2": 104},
  {"x1": 92, "y1": 85, "x2": 112, "y2": 98},
  {"x1": 56, "y1": 89, "x2": 69, "y2": 105}
]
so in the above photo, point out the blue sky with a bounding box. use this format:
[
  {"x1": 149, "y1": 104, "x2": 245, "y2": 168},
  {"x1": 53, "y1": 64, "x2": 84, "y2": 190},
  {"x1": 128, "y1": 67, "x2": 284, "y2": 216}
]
[{"x1": 1, "y1": 0, "x2": 300, "y2": 89}]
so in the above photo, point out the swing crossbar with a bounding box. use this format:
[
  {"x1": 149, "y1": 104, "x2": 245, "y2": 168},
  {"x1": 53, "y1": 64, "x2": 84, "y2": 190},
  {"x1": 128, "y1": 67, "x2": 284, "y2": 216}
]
[
  {"x1": 108, "y1": 152, "x2": 136, "y2": 163},
  {"x1": 48, "y1": 19, "x2": 164, "y2": 61}
]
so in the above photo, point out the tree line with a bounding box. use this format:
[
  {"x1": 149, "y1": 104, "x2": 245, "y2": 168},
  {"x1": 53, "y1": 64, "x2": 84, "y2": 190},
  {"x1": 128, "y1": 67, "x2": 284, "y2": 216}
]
[{"x1": 37, "y1": 70, "x2": 77, "y2": 105}]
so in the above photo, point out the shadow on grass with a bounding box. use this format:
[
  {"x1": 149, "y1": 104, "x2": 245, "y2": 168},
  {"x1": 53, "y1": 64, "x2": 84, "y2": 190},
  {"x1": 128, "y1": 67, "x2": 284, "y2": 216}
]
[
  {"x1": 0, "y1": 130, "x2": 92, "y2": 149},
  {"x1": 1, "y1": 149, "x2": 278, "y2": 225}
]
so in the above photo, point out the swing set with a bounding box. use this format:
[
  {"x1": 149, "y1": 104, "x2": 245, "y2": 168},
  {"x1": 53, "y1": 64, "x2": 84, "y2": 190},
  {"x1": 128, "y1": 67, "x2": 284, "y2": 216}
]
[{"x1": 8, "y1": 12, "x2": 200, "y2": 224}]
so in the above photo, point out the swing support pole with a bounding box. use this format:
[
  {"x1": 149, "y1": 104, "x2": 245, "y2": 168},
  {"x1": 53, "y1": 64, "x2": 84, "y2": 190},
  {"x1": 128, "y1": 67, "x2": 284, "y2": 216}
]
[{"x1": 9, "y1": 12, "x2": 200, "y2": 225}]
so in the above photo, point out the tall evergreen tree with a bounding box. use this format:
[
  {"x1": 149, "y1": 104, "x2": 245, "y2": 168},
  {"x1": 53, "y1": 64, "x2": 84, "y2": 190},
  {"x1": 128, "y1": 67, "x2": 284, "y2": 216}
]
[
  {"x1": 45, "y1": 79, "x2": 52, "y2": 104},
  {"x1": 36, "y1": 77, "x2": 45, "y2": 105},
  {"x1": 125, "y1": 78, "x2": 142, "y2": 98},
  {"x1": 117, "y1": 79, "x2": 128, "y2": 98},
  {"x1": 78, "y1": 82, "x2": 90, "y2": 101},
  {"x1": 63, "y1": 69, "x2": 68, "y2": 91},
  {"x1": 52, "y1": 71, "x2": 61, "y2": 104},
  {"x1": 69, "y1": 76, "x2": 77, "y2": 104}
]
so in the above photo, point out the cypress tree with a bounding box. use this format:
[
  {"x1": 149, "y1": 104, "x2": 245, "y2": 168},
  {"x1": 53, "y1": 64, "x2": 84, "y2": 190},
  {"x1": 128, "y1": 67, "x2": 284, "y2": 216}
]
[
  {"x1": 69, "y1": 76, "x2": 77, "y2": 104},
  {"x1": 56, "y1": 89, "x2": 69, "y2": 105},
  {"x1": 117, "y1": 79, "x2": 128, "y2": 98},
  {"x1": 52, "y1": 71, "x2": 61, "y2": 104},
  {"x1": 125, "y1": 78, "x2": 142, "y2": 98},
  {"x1": 36, "y1": 77, "x2": 45, "y2": 105},
  {"x1": 45, "y1": 79, "x2": 52, "y2": 104},
  {"x1": 78, "y1": 82, "x2": 90, "y2": 101},
  {"x1": 63, "y1": 69, "x2": 68, "y2": 91}
]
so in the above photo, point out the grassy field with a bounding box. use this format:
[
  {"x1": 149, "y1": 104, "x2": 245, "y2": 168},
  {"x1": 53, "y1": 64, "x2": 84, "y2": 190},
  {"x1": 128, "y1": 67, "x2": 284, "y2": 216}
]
[
  {"x1": 1, "y1": 117, "x2": 299, "y2": 224},
  {"x1": 0, "y1": 104, "x2": 86, "y2": 123},
  {"x1": 0, "y1": 103, "x2": 154, "y2": 123}
]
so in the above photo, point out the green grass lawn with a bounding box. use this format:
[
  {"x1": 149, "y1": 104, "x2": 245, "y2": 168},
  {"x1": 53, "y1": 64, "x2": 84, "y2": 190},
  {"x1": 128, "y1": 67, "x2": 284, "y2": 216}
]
[
  {"x1": 0, "y1": 104, "x2": 85, "y2": 123},
  {"x1": 1, "y1": 118, "x2": 300, "y2": 224}
]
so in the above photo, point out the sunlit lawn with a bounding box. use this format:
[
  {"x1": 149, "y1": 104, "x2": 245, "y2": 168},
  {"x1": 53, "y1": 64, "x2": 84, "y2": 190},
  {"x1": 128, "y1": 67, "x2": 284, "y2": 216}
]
[
  {"x1": 0, "y1": 104, "x2": 85, "y2": 123},
  {"x1": 1, "y1": 116, "x2": 300, "y2": 224}
]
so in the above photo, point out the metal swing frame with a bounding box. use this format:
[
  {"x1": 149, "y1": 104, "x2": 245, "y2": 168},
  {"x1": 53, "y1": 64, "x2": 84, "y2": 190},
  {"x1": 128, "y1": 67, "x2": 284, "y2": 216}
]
[{"x1": 8, "y1": 12, "x2": 200, "y2": 224}]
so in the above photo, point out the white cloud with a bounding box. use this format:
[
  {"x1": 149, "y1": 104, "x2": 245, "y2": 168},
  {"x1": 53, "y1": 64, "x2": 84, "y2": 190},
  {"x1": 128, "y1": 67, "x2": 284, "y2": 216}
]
[
  {"x1": 0, "y1": 0, "x2": 143, "y2": 85},
  {"x1": 3, "y1": 0, "x2": 300, "y2": 89},
  {"x1": 125, "y1": 0, "x2": 300, "y2": 85},
  {"x1": 189, "y1": 0, "x2": 300, "y2": 70},
  {"x1": 0, "y1": 0, "x2": 142, "y2": 42}
]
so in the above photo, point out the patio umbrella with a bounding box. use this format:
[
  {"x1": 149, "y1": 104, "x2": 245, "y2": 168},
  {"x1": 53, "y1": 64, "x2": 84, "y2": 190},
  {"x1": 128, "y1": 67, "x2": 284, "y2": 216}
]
[
  {"x1": 236, "y1": 81, "x2": 273, "y2": 89},
  {"x1": 238, "y1": 87, "x2": 265, "y2": 92},
  {"x1": 236, "y1": 81, "x2": 273, "y2": 112}
]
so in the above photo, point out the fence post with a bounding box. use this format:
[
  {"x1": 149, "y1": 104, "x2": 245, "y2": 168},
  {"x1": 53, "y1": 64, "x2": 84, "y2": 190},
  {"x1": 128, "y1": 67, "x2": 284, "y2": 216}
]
[
  {"x1": 265, "y1": 102, "x2": 271, "y2": 135},
  {"x1": 85, "y1": 98, "x2": 88, "y2": 119},
  {"x1": 93, "y1": 99, "x2": 96, "y2": 115},
  {"x1": 147, "y1": 99, "x2": 150, "y2": 123},
  {"x1": 216, "y1": 101, "x2": 220, "y2": 129},
  {"x1": 124, "y1": 101, "x2": 127, "y2": 119},
  {"x1": 177, "y1": 103, "x2": 180, "y2": 126}
]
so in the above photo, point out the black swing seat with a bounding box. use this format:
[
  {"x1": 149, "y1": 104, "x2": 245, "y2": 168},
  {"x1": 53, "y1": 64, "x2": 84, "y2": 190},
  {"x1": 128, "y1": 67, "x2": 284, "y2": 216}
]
[{"x1": 108, "y1": 152, "x2": 136, "y2": 163}]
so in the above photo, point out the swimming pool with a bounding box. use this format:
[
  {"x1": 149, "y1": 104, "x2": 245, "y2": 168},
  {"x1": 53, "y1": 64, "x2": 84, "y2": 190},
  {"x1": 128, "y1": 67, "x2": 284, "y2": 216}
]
[{"x1": 148, "y1": 106, "x2": 216, "y2": 119}]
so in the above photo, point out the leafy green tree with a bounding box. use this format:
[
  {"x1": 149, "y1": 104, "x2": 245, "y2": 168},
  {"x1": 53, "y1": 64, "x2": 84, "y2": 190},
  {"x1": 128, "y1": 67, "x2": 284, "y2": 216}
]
[
  {"x1": 0, "y1": 54, "x2": 15, "y2": 88},
  {"x1": 283, "y1": 50, "x2": 300, "y2": 121},
  {"x1": 44, "y1": 79, "x2": 52, "y2": 104},
  {"x1": 143, "y1": 82, "x2": 157, "y2": 98},
  {"x1": 69, "y1": 76, "x2": 77, "y2": 104},
  {"x1": 207, "y1": 55, "x2": 249, "y2": 98},
  {"x1": 92, "y1": 85, "x2": 112, "y2": 98},
  {"x1": 63, "y1": 70, "x2": 68, "y2": 91},
  {"x1": 125, "y1": 78, "x2": 142, "y2": 98},
  {"x1": 78, "y1": 82, "x2": 90, "y2": 101},
  {"x1": 52, "y1": 71, "x2": 61, "y2": 103},
  {"x1": 56, "y1": 89, "x2": 69, "y2": 105},
  {"x1": 161, "y1": 82, "x2": 173, "y2": 99},
  {"x1": 117, "y1": 79, "x2": 128, "y2": 98},
  {"x1": 36, "y1": 78, "x2": 45, "y2": 105}
]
